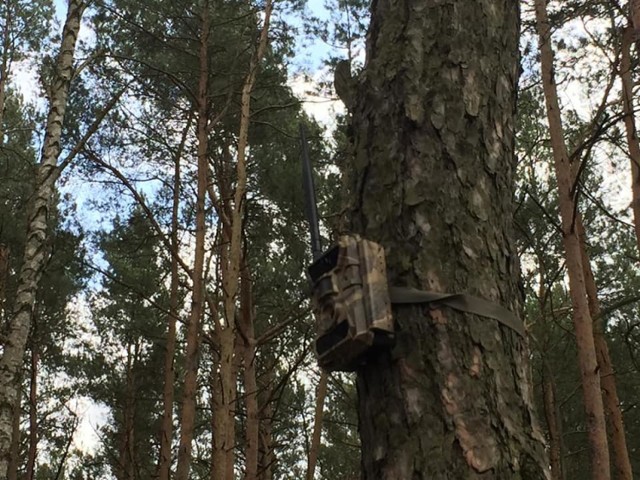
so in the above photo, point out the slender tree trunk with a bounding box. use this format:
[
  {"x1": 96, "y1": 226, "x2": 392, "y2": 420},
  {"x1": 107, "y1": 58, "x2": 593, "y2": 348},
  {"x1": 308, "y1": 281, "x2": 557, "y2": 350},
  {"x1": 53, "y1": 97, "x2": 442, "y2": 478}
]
[
  {"x1": 213, "y1": 4, "x2": 273, "y2": 478},
  {"x1": 25, "y1": 344, "x2": 39, "y2": 480},
  {"x1": 174, "y1": 3, "x2": 209, "y2": 478},
  {"x1": 0, "y1": 2, "x2": 86, "y2": 474},
  {"x1": 157, "y1": 115, "x2": 191, "y2": 480},
  {"x1": 119, "y1": 344, "x2": 136, "y2": 480},
  {"x1": 306, "y1": 371, "x2": 328, "y2": 480},
  {"x1": 534, "y1": 1, "x2": 610, "y2": 478},
  {"x1": 0, "y1": 243, "x2": 8, "y2": 317},
  {"x1": 577, "y1": 216, "x2": 632, "y2": 480},
  {"x1": 541, "y1": 366, "x2": 564, "y2": 480},
  {"x1": 349, "y1": 1, "x2": 548, "y2": 477},
  {"x1": 619, "y1": 25, "x2": 640, "y2": 255},
  {"x1": 0, "y1": 0, "x2": 12, "y2": 141},
  {"x1": 241, "y1": 264, "x2": 259, "y2": 480},
  {"x1": 6, "y1": 376, "x2": 20, "y2": 480},
  {"x1": 258, "y1": 367, "x2": 275, "y2": 480}
]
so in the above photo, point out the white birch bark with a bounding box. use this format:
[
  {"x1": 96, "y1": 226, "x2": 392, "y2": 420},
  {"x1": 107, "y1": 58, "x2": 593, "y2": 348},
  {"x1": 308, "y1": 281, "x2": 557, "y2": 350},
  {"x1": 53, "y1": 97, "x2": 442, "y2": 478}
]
[{"x1": 0, "y1": 1, "x2": 86, "y2": 474}]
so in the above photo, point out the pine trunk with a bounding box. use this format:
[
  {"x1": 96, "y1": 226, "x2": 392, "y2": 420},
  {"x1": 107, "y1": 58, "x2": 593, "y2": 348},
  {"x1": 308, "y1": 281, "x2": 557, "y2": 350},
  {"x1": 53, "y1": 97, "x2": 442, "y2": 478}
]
[
  {"x1": 241, "y1": 265, "x2": 259, "y2": 480},
  {"x1": 349, "y1": 1, "x2": 549, "y2": 478},
  {"x1": 577, "y1": 216, "x2": 632, "y2": 480},
  {"x1": 541, "y1": 367, "x2": 564, "y2": 480},
  {"x1": 157, "y1": 116, "x2": 190, "y2": 480},
  {"x1": 306, "y1": 371, "x2": 328, "y2": 480},
  {"x1": 174, "y1": 3, "x2": 209, "y2": 478},
  {"x1": 258, "y1": 367, "x2": 275, "y2": 480},
  {"x1": 620, "y1": 25, "x2": 640, "y2": 256},
  {"x1": 0, "y1": 2, "x2": 86, "y2": 474},
  {"x1": 534, "y1": 1, "x2": 610, "y2": 478}
]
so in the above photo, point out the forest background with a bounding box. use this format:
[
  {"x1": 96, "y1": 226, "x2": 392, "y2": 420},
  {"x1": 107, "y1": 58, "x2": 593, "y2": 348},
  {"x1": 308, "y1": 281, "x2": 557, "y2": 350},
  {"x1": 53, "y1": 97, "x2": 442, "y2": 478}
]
[{"x1": 0, "y1": 0, "x2": 639, "y2": 479}]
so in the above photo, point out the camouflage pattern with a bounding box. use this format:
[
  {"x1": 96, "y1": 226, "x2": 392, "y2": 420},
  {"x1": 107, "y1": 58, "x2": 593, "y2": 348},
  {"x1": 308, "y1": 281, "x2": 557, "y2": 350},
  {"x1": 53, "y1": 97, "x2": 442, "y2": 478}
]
[{"x1": 308, "y1": 235, "x2": 394, "y2": 371}]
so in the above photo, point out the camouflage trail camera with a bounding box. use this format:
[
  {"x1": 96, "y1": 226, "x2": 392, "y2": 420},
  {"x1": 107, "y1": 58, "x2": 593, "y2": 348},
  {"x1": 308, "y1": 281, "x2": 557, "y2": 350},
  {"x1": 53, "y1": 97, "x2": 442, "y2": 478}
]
[{"x1": 308, "y1": 235, "x2": 394, "y2": 372}]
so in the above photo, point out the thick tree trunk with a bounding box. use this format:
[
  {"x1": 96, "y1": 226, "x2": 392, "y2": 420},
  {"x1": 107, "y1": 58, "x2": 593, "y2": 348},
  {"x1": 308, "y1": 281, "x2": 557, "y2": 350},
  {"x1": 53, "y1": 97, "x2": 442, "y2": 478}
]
[
  {"x1": 0, "y1": 2, "x2": 85, "y2": 475},
  {"x1": 349, "y1": 1, "x2": 548, "y2": 478},
  {"x1": 157, "y1": 115, "x2": 190, "y2": 480},
  {"x1": 620, "y1": 25, "x2": 640, "y2": 256},
  {"x1": 577, "y1": 217, "x2": 632, "y2": 480},
  {"x1": 306, "y1": 371, "x2": 328, "y2": 480},
  {"x1": 534, "y1": 1, "x2": 610, "y2": 478},
  {"x1": 174, "y1": 3, "x2": 209, "y2": 478}
]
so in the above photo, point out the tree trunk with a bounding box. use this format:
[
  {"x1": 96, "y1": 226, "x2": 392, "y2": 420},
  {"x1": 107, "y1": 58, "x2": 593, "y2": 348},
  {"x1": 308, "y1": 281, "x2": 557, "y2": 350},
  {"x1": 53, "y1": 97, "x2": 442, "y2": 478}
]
[
  {"x1": 241, "y1": 264, "x2": 259, "y2": 480},
  {"x1": 174, "y1": 3, "x2": 209, "y2": 478},
  {"x1": 577, "y1": 216, "x2": 632, "y2": 480},
  {"x1": 0, "y1": 2, "x2": 86, "y2": 475},
  {"x1": 25, "y1": 344, "x2": 39, "y2": 480},
  {"x1": 349, "y1": 1, "x2": 549, "y2": 478},
  {"x1": 0, "y1": 244, "x2": 8, "y2": 317},
  {"x1": 157, "y1": 114, "x2": 191, "y2": 480},
  {"x1": 541, "y1": 366, "x2": 564, "y2": 480},
  {"x1": 619, "y1": 25, "x2": 640, "y2": 256},
  {"x1": 534, "y1": 1, "x2": 610, "y2": 478},
  {"x1": 306, "y1": 371, "x2": 328, "y2": 480},
  {"x1": 0, "y1": 0, "x2": 12, "y2": 142},
  {"x1": 212, "y1": 4, "x2": 273, "y2": 478},
  {"x1": 6, "y1": 374, "x2": 21, "y2": 480},
  {"x1": 258, "y1": 366, "x2": 275, "y2": 480}
]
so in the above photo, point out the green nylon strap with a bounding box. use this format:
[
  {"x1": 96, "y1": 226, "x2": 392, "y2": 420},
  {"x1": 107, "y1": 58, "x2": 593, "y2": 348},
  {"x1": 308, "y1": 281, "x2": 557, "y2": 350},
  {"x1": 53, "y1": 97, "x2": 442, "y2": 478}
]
[{"x1": 388, "y1": 287, "x2": 526, "y2": 337}]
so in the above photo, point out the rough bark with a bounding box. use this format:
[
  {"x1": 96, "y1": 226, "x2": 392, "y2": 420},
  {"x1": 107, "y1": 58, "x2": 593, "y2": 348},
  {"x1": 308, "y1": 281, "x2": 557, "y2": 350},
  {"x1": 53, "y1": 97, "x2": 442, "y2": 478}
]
[
  {"x1": 577, "y1": 217, "x2": 632, "y2": 480},
  {"x1": 306, "y1": 371, "x2": 328, "y2": 480},
  {"x1": 534, "y1": 1, "x2": 610, "y2": 478},
  {"x1": 349, "y1": 1, "x2": 549, "y2": 478},
  {"x1": 174, "y1": 3, "x2": 209, "y2": 478},
  {"x1": 0, "y1": 1, "x2": 86, "y2": 475},
  {"x1": 620, "y1": 25, "x2": 640, "y2": 256},
  {"x1": 157, "y1": 115, "x2": 191, "y2": 480}
]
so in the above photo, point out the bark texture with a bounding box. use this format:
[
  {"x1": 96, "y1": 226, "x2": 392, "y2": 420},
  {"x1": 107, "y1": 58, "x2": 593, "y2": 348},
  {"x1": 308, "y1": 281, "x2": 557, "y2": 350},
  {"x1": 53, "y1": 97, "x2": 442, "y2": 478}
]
[
  {"x1": 349, "y1": 1, "x2": 549, "y2": 478},
  {"x1": 0, "y1": 1, "x2": 85, "y2": 475},
  {"x1": 534, "y1": 1, "x2": 610, "y2": 478}
]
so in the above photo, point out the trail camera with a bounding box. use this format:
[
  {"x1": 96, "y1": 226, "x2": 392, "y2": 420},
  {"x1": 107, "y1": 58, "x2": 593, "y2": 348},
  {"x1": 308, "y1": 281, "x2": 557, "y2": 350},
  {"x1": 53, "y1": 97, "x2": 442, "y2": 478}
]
[
  {"x1": 308, "y1": 235, "x2": 394, "y2": 371},
  {"x1": 300, "y1": 124, "x2": 394, "y2": 372}
]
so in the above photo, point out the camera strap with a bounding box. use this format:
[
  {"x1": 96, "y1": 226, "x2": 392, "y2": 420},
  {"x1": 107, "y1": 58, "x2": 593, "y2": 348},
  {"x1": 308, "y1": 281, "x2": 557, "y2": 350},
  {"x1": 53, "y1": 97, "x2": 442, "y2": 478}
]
[{"x1": 388, "y1": 287, "x2": 526, "y2": 337}]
